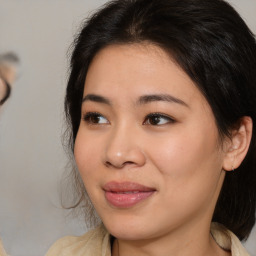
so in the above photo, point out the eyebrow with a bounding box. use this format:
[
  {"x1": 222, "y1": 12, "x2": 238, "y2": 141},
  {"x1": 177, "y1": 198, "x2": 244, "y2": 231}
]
[
  {"x1": 138, "y1": 94, "x2": 189, "y2": 107},
  {"x1": 82, "y1": 93, "x2": 188, "y2": 108},
  {"x1": 82, "y1": 94, "x2": 111, "y2": 105}
]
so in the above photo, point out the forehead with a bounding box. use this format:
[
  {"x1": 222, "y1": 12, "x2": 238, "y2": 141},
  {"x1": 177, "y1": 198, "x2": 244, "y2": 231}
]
[{"x1": 83, "y1": 43, "x2": 206, "y2": 108}]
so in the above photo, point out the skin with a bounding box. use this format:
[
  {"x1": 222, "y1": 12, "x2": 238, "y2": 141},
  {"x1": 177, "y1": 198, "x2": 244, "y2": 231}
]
[
  {"x1": 74, "y1": 43, "x2": 251, "y2": 256},
  {"x1": 0, "y1": 64, "x2": 16, "y2": 85},
  {"x1": 0, "y1": 64, "x2": 16, "y2": 105},
  {"x1": 0, "y1": 78, "x2": 6, "y2": 103}
]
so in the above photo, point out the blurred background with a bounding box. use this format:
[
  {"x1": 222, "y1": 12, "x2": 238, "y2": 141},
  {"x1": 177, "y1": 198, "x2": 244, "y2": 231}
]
[{"x1": 0, "y1": 1, "x2": 255, "y2": 255}]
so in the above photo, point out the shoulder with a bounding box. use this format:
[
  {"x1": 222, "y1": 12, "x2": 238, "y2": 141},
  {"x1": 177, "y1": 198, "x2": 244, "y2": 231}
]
[
  {"x1": 211, "y1": 223, "x2": 250, "y2": 256},
  {"x1": 45, "y1": 224, "x2": 111, "y2": 256}
]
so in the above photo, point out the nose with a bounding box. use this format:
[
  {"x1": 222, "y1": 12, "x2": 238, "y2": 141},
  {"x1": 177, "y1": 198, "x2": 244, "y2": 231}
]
[{"x1": 103, "y1": 125, "x2": 146, "y2": 169}]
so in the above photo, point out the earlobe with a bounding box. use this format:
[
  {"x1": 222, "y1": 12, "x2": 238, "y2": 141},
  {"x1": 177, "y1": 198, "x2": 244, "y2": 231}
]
[{"x1": 222, "y1": 116, "x2": 253, "y2": 171}]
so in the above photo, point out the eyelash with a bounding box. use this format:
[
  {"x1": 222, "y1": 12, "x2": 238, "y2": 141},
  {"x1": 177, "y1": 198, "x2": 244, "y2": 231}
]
[
  {"x1": 83, "y1": 112, "x2": 109, "y2": 125},
  {"x1": 82, "y1": 112, "x2": 175, "y2": 126},
  {"x1": 143, "y1": 113, "x2": 175, "y2": 126}
]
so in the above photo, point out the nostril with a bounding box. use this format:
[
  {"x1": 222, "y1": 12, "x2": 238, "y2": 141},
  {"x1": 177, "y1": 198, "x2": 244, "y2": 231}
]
[
  {"x1": 123, "y1": 161, "x2": 134, "y2": 165},
  {"x1": 105, "y1": 161, "x2": 112, "y2": 167},
  {"x1": 105, "y1": 160, "x2": 135, "y2": 168},
  {"x1": 104, "y1": 147, "x2": 146, "y2": 169}
]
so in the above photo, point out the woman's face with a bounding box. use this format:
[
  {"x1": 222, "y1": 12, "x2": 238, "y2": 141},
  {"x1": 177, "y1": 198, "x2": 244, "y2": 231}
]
[{"x1": 74, "y1": 43, "x2": 228, "y2": 240}]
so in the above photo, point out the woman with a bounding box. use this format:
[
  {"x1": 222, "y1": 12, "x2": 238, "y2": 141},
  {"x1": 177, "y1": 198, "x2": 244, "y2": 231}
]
[
  {"x1": 0, "y1": 52, "x2": 19, "y2": 256},
  {"x1": 47, "y1": 0, "x2": 256, "y2": 255}
]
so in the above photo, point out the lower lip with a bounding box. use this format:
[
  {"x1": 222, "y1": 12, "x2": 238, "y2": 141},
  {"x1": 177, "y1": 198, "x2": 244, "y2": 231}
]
[{"x1": 105, "y1": 191, "x2": 155, "y2": 208}]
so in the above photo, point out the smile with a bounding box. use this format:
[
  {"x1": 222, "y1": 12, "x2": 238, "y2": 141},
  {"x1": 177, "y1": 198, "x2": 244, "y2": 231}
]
[{"x1": 103, "y1": 182, "x2": 156, "y2": 208}]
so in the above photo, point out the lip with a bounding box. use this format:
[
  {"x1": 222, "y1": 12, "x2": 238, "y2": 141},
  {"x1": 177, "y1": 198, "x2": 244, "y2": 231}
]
[{"x1": 103, "y1": 181, "x2": 156, "y2": 208}]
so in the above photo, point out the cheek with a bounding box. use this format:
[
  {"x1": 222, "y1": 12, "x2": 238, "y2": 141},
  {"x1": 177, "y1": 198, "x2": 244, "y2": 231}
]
[
  {"x1": 146, "y1": 123, "x2": 223, "y2": 193},
  {"x1": 74, "y1": 131, "x2": 106, "y2": 210},
  {"x1": 74, "y1": 130, "x2": 101, "y2": 183},
  {"x1": 151, "y1": 118, "x2": 220, "y2": 170},
  {"x1": 144, "y1": 131, "x2": 223, "y2": 224}
]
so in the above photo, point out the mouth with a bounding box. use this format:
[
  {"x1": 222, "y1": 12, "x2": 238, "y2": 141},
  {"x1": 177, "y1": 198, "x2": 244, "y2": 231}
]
[{"x1": 103, "y1": 181, "x2": 156, "y2": 208}]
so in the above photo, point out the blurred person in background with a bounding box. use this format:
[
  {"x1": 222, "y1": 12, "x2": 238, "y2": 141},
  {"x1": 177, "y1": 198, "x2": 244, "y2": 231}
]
[
  {"x1": 0, "y1": 52, "x2": 19, "y2": 256},
  {"x1": 0, "y1": 52, "x2": 19, "y2": 107}
]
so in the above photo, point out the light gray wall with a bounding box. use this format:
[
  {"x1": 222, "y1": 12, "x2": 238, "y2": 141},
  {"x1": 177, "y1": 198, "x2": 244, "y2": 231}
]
[{"x1": 0, "y1": 1, "x2": 255, "y2": 256}]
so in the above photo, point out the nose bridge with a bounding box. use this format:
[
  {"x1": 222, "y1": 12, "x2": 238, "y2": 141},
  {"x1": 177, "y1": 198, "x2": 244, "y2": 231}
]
[{"x1": 104, "y1": 121, "x2": 145, "y2": 168}]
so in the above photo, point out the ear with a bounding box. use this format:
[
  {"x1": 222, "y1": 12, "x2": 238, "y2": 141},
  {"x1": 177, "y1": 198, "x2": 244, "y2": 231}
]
[{"x1": 222, "y1": 116, "x2": 253, "y2": 171}]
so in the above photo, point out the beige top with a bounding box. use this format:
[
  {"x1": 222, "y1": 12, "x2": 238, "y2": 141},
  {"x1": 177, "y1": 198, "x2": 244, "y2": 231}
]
[{"x1": 46, "y1": 223, "x2": 250, "y2": 256}]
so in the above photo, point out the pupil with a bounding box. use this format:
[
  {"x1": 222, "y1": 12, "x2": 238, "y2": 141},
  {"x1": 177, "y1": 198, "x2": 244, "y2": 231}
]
[
  {"x1": 92, "y1": 115, "x2": 100, "y2": 123},
  {"x1": 150, "y1": 116, "x2": 160, "y2": 125}
]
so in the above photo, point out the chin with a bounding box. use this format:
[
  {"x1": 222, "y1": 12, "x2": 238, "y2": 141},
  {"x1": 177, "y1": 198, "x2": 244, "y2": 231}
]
[{"x1": 108, "y1": 226, "x2": 148, "y2": 240}]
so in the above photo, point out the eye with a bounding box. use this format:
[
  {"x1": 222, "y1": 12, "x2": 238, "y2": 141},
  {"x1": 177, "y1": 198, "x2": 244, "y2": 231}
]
[
  {"x1": 83, "y1": 112, "x2": 109, "y2": 124},
  {"x1": 143, "y1": 113, "x2": 175, "y2": 126}
]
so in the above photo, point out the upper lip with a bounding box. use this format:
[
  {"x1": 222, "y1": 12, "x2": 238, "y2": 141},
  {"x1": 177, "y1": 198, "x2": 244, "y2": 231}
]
[{"x1": 103, "y1": 181, "x2": 156, "y2": 193}]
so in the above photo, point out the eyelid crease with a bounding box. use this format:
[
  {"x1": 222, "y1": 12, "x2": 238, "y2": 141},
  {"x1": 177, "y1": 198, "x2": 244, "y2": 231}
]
[
  {"x1": 146, "y1": 112, "x2": 175, "y2": 119},
  {"x1": 82, "y1": 111, "x2": 102, "y2": 118}
]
